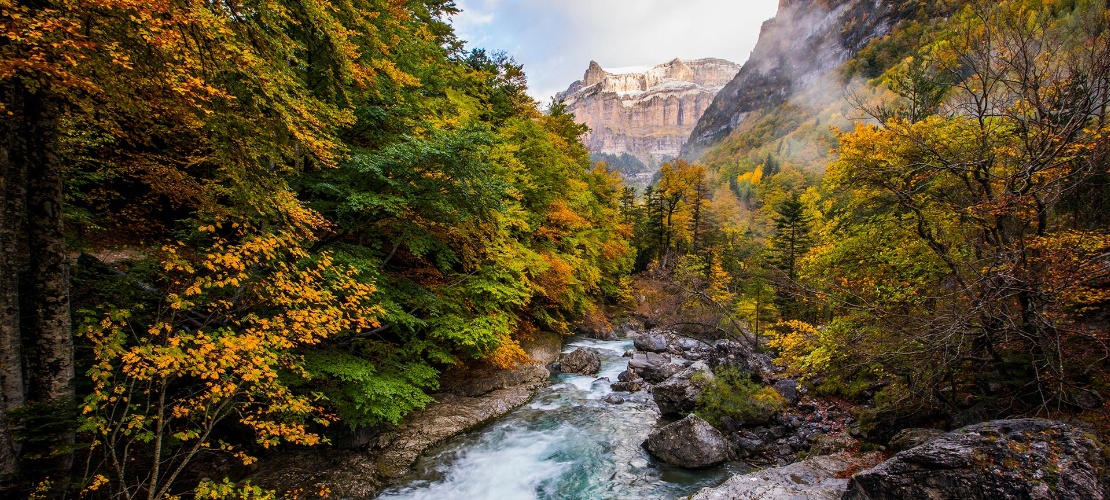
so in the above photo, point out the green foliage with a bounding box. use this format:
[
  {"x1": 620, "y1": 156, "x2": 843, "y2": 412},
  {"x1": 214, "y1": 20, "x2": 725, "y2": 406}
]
[{"x1": 694, "y1": 369, "x2": 786, "y2": 427}]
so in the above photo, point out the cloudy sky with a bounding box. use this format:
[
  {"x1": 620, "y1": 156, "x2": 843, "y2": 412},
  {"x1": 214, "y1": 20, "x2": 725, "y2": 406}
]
[{"x1": 451, "y1": 0, "x2": 781, "y2": 103}]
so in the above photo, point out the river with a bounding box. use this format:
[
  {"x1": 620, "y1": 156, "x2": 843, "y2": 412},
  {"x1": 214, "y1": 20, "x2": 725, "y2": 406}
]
[{"x1": 376, "y1": 337, "x2": 747, "y2": 500}]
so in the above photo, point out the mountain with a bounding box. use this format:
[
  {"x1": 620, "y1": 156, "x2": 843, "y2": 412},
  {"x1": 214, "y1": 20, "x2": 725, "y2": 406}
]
[
  {"x1": 682, "y1": 0, "x2": 921, "y2": 160},
  {"x1": 555, "y1": 58, "x2": 741, "y2": 188}
]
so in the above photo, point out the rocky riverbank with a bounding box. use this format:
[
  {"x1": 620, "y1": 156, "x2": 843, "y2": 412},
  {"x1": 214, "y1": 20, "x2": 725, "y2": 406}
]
[{"x1": 247, "y1": 333, "x2": 561, "y2": 497}]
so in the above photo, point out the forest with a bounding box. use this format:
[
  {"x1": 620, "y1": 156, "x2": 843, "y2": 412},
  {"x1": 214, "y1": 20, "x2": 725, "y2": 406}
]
[{"x1": 1, "y1": 0, "x2": 1108, "y2": 498}]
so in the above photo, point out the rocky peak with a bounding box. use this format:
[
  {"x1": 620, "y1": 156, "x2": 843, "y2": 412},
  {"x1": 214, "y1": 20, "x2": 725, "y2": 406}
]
[{"x1": 555, "y1": 58, "x2": 741, "y2": 188}]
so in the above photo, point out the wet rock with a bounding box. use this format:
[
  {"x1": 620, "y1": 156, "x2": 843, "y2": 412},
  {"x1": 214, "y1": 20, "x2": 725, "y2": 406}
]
[
  {"x1": 642, "y1": 414, "x2": 731, "y2": 468},
  {"x1": 610, "y1": 379, "x2": 643, "y2": 392},
  {"x1": 674, "y1": 336, "x2": 713, "y2": 360},
  {"x1": 887, "y1": 427, "x2": 945, "y2": 452},
  {"x1": 558, "y1": 348, "x2": 602, "y2": 375},
  {"x1": 772, "y1": 379, "x2": 799, "y2": 405},
  {"x1": 591, "y1": 329, "x2": 618, "y2": 341},
  {"x1": 708, "y1": 339, "x2": 774, "y2": 380},
  {"x1": 633, "y1": 331, "x2": 671, "y2": 352},
  {"x1": 690, "y1": 452, "x2": 883, "y2": 499},
  {"x1": 627, "y1": 352, "x2": 677, "y2": 383},
  {"x1": 652, "y1": 362, "x2": 712, "y2": 417},
  {"x1": 604, "y1": 393, "x2": 625, "y2": 405},
  {"x1": 845, "y1": 419, "x2": 1109, "y2": 500}
]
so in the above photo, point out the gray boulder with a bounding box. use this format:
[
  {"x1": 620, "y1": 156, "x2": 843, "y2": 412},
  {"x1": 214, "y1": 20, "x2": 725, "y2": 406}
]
[
  {"x1": 844, "y1": 419, "x2": 1108, "y2": 500},
  {"x1": 708, "y1": 339, "x2": 774, "y2": 380},
  {"x1": 652, "y1": 362, "x2": 712, "y2": 417},
  {"x1": 689, "y1": 452, "x2": 883, "y2": 500},
  {"x1": 772, "y1": 379, "x2": 799, "y2": 405},
  {"x1": 673, "y1": 336, "x2": 712, "y2": 359},
  {"x1": 627, "y1": 352, "x2": 677, "y2": 383},
  {"x1": 887, "y1": 427, "x2": 945, "y2": 452},
  {"x1": 610, "y1": 379, "x2": 643, "y2": 392},
  {"x1": 633, "y1": 330, "x2": 672, "y2": 352},
  {"x1": 558, "y1": 348, "x2": 601, "y2": 375},
  {"x1": 642, "y1": 414, "x2": 730, "y2": 468}
]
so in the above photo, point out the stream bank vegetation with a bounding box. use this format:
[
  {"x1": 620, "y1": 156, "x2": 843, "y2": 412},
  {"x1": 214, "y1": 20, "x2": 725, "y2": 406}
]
[{"x1": 622, "y1": 0, "x2": 1110, "y2": 449}]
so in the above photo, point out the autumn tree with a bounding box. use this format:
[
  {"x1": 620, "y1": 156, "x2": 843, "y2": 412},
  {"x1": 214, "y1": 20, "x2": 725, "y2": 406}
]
[{"x1": 796, "y1": 0, "x2": 1110, "y2": 420}]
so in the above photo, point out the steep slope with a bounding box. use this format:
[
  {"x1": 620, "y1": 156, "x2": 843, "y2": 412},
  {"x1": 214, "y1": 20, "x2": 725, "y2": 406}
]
[
  {"x1": 556, "y1": 58, "x2": 740, "y2": 186},
  {"x1": 682, "y1": 0, "x2": 918, "y2": 160}
]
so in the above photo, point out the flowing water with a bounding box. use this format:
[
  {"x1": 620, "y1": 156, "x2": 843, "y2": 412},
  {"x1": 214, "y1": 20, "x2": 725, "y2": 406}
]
[{"x1": 377, "y1": 337, "x2": 747, "y2": 500}]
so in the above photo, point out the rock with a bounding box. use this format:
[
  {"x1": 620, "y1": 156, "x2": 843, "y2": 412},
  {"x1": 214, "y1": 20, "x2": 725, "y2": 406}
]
[
  {"x1": 604, "y1": 393, "x2": 625, "y2": 405},
  {"x1": 772, "y1": 379, "x2": 799, "y2": 405},
  {"x1": 591, "y1": 329, "x2": 618, "y2": 341},
  {"x1": 627, "y1": 352, "x2": 677, "y2": 383},
  {"x1": 558, "y1": 348, "x2": 602, "y2": 375},
  {"x1": 610, "y1": 380, "x2": 643, "y2": 392},
  {"x1": 689, "y1": 452, "x2": 884, "y2": 500},
  {"x1": 652, "y1": 362, "x2": 712, "y2": 417},
  {"x1": 642, "y1": 414, "x2": 731, "y2": 468},
  {"x1": 708, "y1": 339, "x2": 773, "y2": 380},
  {"x1": 844, "y1": 419, "x2": 1109, "y2": 500},
  {"x1": 633, "y1": 331, "x2": 671, "y2": 353},
  {"x1": 887, "y1": 427, "x2": 945, "y2": 452},
  {"x1": 438, "y1": 364, "x2": 550, "y2": 398},
  {"x1": 616, "y1": 319, "x2": 643, "y2": 336},
  {"x1": 810, "y1": 433, "x2": 858, "y2": 455}
]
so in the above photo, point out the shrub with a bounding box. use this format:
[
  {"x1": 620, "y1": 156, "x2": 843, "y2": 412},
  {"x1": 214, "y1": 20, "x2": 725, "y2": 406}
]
[{"x1": 694, "y1": 369, "x2": 786, "y2": 427}]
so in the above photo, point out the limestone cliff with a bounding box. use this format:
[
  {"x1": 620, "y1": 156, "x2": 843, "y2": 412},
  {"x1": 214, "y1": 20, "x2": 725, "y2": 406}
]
[
  {"x1": 555, "y1": 58, "x2": 740, "y2": 183},
  {"x1": 682, "y1": 0, "x2": 916, "y2": 159}
]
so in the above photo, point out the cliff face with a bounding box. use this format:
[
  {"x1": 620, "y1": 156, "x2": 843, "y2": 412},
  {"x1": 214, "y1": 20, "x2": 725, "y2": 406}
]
[
  {"x1": 556, "y1": 58, "x2": 741, "y2": 175},
  {"x1": 682, "y1": 0, "x2": 913, "y2": 159}
]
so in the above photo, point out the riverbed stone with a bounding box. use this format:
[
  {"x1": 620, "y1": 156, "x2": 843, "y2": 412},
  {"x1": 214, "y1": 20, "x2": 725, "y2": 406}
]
[
  {"x1": 689, "y1": 452, "x2": 884, "y2": 499},
  {"x1": 627, "y1": 352, "x2": 677, "y2": 383},
  {"x1": 604, "y1": 393, "x2": 625, "y2": 405},
  {"x1": 844, "y1": 419, "x2": 1109, "y2": 500},
  {"x1": 643, "y1": 414, "x2": 731, "y2": 468},
  {"x1": 652, "y1": 362, "x2": 712, "y2": 417},
  {"x1": 558, "y1": 348, "x2": 602, "y2": 375},
  {"x1": 633, "y1": 330, "x2": 672, "y2": 352},
  {"x1": 610, "y1": 379, "x2": 643, "y2": 392}
]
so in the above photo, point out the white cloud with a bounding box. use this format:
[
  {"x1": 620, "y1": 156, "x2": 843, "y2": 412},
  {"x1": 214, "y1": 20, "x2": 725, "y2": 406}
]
[{"x1": 452, "y1": 0, "x2": 780, "y2": 103}]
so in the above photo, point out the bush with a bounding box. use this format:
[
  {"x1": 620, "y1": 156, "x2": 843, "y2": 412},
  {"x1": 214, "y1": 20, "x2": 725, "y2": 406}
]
[{"x1": 694, "y1": 369, "x2": 786, "y2": 427}]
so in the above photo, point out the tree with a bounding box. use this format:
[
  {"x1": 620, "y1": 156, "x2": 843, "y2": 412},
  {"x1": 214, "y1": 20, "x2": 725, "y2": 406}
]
[
  {"x1": 809, "y1": 0, "x2": 1110, "y2": 416},
  {"x1": 769, "y1": 194, "x2": 812, "y2": 281}
]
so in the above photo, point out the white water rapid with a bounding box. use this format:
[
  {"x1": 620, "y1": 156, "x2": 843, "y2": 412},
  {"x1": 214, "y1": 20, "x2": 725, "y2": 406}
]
[{"x1": 377, "y1": 337, "x2": 746, "y2": 500}]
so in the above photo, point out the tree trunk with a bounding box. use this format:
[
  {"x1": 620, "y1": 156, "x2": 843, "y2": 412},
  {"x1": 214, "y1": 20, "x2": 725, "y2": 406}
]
[
  {"x1": 0, "y1": 84, "x2": 27, "y2": 480},
  {"x1": 20, "y1": 86, "x2": 75, "y2": 475},
  {"x1": 24, "y1": 91, "x2": 72, "y2": 406}
]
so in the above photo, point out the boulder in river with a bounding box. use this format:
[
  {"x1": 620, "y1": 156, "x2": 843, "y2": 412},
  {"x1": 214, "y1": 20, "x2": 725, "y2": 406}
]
[
  {"x1": 627, "y1": 352, "x2": 677, "y2": 383},
  {"x1": 557, "y1": 348, "x2": 602, "y2": 375},
  {"x1": 652, "y1": 362, "x2": 712, "y2": 417},
  {"x1": 642, "y1": 414, "x2": 731, "y2": 468},
  {"x1": 844, "y1": 419, "x2": 1109, "y2": 500},
  {"x1": 689, "y1": 451, "x2": 883, "y2": 499},
  {"x1": 633, "y1": 330, "x2": 672, "y2": 352}
]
